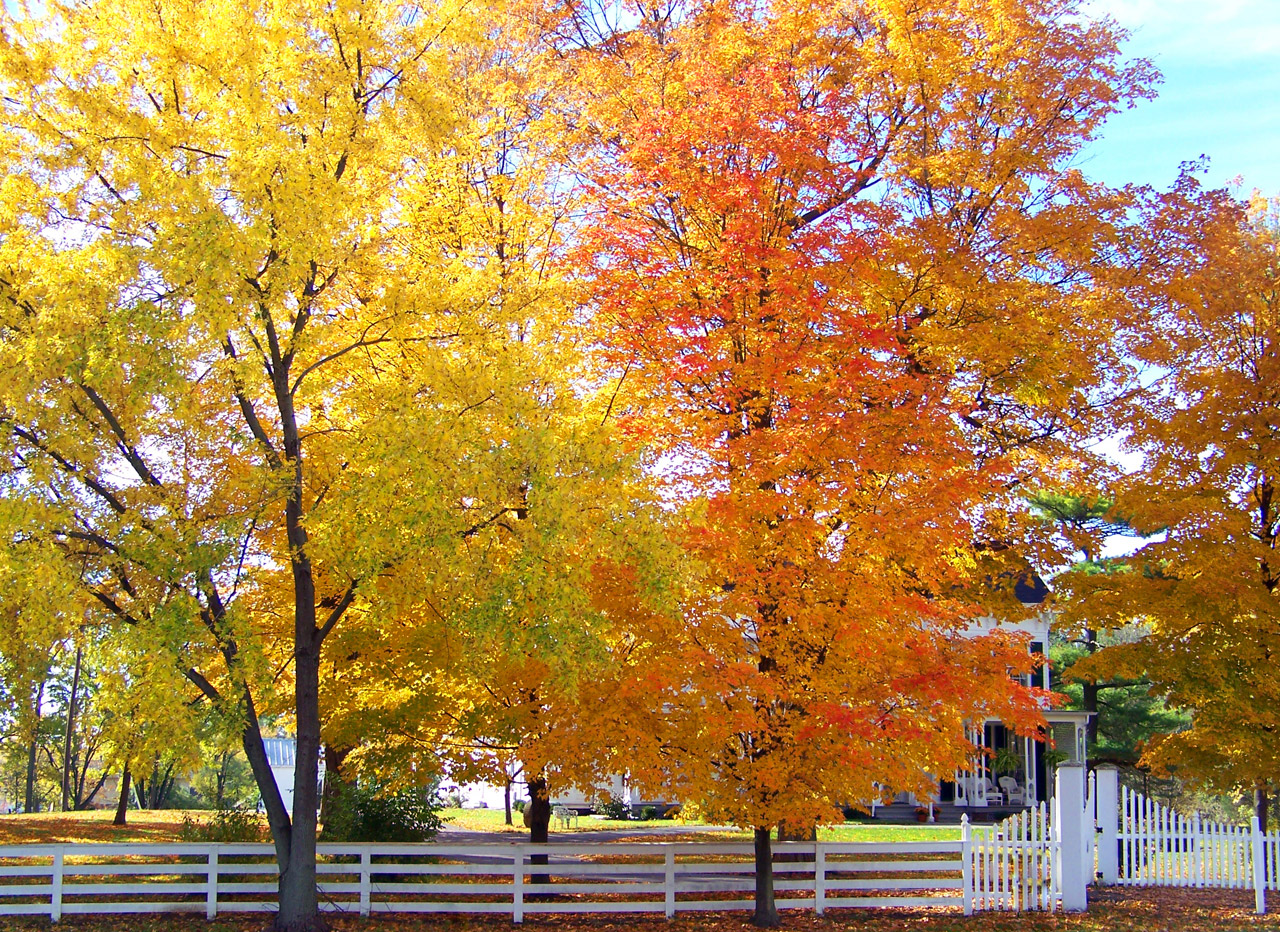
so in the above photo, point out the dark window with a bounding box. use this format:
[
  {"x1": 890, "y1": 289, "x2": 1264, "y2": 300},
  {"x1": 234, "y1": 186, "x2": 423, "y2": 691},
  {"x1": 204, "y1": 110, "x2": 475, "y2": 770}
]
[{"x1": 1030, "y1": 641, "x2": 1044, "y2": 688}]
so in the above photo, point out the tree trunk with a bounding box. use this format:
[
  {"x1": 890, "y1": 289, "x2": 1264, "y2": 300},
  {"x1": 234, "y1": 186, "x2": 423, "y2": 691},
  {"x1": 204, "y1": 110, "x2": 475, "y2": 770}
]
[
  {"x1": 527, "y1": 774, "x2": 551, "y2": 885},
  {"x1": 77, "y1": 749, "x2": 110, "y2": 810},
  {"x1": 1083, "y1": 627, "x2": 1099, "y2": 762},
  {"x1": 776, "y1": 820, "x2": 817, "y2": 889},
  {"x1": 504, "y1": 778, "x2": 513, "y2": 826},
  {"x1": 267, "y1": 350, "x2": 328, "y2": 932},
  {"x1": 752, "y1": 827, "x2": 780, "y2": 927},
  {"x1": 215, "y1": 751, "x2": 229, "y2": 809},
  {"x1": 239, "y1": 686, "x2": 293, "y2": 849},
  {"x1": 61, "y1": 644, "x2": 83, "y2": 812},
  {"x1": 1256, "y1": 783, "x2": 1269, "y2": 835},
  {"x1": 275, "y1": 639, "x2": 324, "y2": 932},
  {"x1": 113, "y1": 764, "x2": 131, "y2": 826},
  {"x1": 147, "y1": 760, "x2": 176, "y2": 809},
  {"x1": 319, "y1": 744, "x2": 350, "y2": 831},
  {"x1": 25, "y1": 679, "x2": 44, "y2": 813}
]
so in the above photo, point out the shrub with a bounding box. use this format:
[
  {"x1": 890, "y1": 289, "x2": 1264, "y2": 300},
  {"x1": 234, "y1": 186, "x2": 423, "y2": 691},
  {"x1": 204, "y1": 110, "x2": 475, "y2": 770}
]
[
  {"x1": 639, "y1": 806, "x2": 657, "y2": 821},
  {"x1": 179, "y1": 806, "x2": 266, "y2": 843},
  {"x1": 594, "y1": 795, "x2": 630, "y2": 821},
  {"x1": 320, "y1": 780, "x2": 444, "y2": 843}
]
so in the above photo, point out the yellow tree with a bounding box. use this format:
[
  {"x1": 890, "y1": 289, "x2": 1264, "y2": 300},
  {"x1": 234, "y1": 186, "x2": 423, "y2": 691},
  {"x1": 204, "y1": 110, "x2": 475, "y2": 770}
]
[
  {"x1": 303, "y1": 9, "x2": 692, "y2": 858},
  {"x1": 0, "y1": 530, "x2": 85, "y2": 813},
  {"x1": 319, "y1": 360, "x2": 683, "y2": 849},
  {"x1": 560, "y1": 0, "x2": 1155, "y2": 922},
  {"x1": 1063, "y1": 187, "x2": 1280, "y2": 828},
  {"x1": 0, "y1": 1, "x2": 544, "y2": 927}
]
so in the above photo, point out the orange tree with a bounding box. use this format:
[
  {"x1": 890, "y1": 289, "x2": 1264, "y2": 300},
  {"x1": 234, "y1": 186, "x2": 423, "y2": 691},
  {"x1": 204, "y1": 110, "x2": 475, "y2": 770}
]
[
  {"x1": 558, "y1": 0, "x2": 1156, "y2": 923},
  {"x1": 1063, "y1": 187, "x2": 1280, "y2": 829}
]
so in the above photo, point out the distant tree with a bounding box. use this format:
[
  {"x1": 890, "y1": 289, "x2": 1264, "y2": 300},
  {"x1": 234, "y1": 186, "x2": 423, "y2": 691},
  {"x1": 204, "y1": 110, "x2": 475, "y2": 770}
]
[
  {"x1": 193, "y1": 748, "x2": 259, "y2": 811},
  {"x1": 1029, "y1": 491, "x2": 1141, "y2": 757},
  {"x1": 1049, "y1": 630, "x2": 1189, "y2": 771}
]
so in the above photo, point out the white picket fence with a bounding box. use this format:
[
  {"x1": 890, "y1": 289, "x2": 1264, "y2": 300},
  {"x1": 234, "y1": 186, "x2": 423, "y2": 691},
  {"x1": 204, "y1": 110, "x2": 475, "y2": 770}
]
[
  {"x1": 967, "y1": 803, "x2": 1060, "y2": 911},
  {"x1": 1111, "y1": 784, "x2": 1280, "y2": 908},
  {"x1": 0, "y1": 838, "x2": 983, "y2": 921}
]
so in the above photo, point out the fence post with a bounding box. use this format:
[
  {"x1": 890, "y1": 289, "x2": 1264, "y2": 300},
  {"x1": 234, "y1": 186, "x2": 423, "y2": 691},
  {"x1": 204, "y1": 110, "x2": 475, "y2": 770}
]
[
  {"x1": 664, "y1": 849, "x2": 676, "y2": 918},
  {"x1": 1055, "y1": 764, "x2": 1088, "y2": 912},
  {"x1": 960, "y1": 815, "x2": 972, "y2": 916},
  {"x1": 206, "y1": 846, "x2": 219, "y2": 919},
  {"x1": 1252, "y1": 815, "x2": 1266, "y2": 915},
  {"x1": 360, "y1": 848, "x2": 371, "y2": 917},
  {"x1": 513, "y1": 847, "x2": 524, "y2": 924},
  {"x1": 1095, "y1": 765, "x2": 1119, "y2": 884},
  {"x1": 51, "y1": 848, "x2": 63, "y2": 921},
  {"x1": 814, "y1": 843, "x2": 826, "y2": 917}
]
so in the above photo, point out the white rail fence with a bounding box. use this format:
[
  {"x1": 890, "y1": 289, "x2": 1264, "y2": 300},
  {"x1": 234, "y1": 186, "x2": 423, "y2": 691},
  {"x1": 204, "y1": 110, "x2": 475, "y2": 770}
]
[
  {"x1": 0, "y1": 839, "x2": 984, "y2": 921},
  {"x1": 23, "y1": 768, "x2": 1230, "y2": 921}
]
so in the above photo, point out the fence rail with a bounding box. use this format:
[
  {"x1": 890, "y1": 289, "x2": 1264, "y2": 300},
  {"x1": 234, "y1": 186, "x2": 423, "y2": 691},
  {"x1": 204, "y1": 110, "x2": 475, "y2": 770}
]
[{"x1": 0, "y1": 839, "x2": 978, "y2": 921}]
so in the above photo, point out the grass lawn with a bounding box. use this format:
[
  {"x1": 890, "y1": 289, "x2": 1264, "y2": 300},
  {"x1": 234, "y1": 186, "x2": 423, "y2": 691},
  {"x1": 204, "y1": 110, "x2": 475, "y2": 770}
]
[
  {"x1": 440, "y1": 807, "x2": 641, "y2": 833},
  {"x1": 818, "y1": 823, "x2": 959, "y2": 842},
  {"x1": 0, "y1": 889, "x2": 1275, "y2": 931},
  {"x1": 0, "y1": 809, "x2": 964, "y2": 846},
  {"x1": 440, "y1": 808, "x2": 959, "y2": 842},
  {"x1": 0, "y1": 809, "x2": 270, "y2": 846}
]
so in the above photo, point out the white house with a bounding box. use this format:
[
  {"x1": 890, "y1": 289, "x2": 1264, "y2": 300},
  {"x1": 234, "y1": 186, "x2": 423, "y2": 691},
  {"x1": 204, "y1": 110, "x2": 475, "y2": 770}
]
[
  {"x1": 930, "y1": 572, "x2": 1090, "y2": 813},
  {"x1": 260, "y1": 737, "x2": 325, "y2": 813}
]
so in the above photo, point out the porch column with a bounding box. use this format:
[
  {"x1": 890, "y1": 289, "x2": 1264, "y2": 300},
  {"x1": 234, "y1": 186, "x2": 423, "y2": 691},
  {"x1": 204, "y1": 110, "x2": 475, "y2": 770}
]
[
  {"x1": 1024, "y1": 734, "x2": 1036, "y2": 804},
  {"x1": 976, "y1": 726, "x2": 989, "y2": 807}
]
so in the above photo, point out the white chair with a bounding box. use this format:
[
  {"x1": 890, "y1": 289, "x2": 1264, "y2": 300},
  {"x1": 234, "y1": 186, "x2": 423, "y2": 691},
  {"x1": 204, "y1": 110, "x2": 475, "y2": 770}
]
[
  {"x1": 998, "y1": 776, "x2": 1027, "y2": 806},
  {"x1": 982, "y1": 777, "x2": 1003, "y2": 805},
  {"x1": 552, "y1": 805, "x2": 580, "y2": 829}
]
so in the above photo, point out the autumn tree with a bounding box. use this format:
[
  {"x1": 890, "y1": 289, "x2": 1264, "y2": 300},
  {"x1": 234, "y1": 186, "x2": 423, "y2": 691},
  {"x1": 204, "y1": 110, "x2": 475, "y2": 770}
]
[
  {"x1": 0, "y1": 535, "x2": 84, "y2": 812},
  {"x1": 319, "y1": 389, "x2": 681, "y2": 853},
  {"x1": 1063, "y1": 187, "x2": 1280, "y2": 829},
  {"x1": 0, "y1": 1, "x2": 546, "y2": 927},
  {"x1": 307, "y1": 6, "x2": 681, "y2": 860},
  {"x1": 558, "y1": 0, "x2": 1157, "y2": 923}
]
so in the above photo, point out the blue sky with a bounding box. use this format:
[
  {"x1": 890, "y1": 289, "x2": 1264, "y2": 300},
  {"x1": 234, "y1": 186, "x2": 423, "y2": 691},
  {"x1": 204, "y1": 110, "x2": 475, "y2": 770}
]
[
  {"x1": 1073, "y1": 0, "x2": 1279, "y2": 556},
  {"x1": 1081, "y1": 0, "x2": 1280, "y2": 195}
]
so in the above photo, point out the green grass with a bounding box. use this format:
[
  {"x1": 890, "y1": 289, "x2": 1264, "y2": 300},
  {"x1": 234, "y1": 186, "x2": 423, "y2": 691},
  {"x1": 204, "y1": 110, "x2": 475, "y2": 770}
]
[
  {"x1": 818, "y1": 822, "x2": 960, "y2": 842},
  {"x1": 440, "y1": 806, "x2": 680, "y2": 833},
  {"x1": 440, "y1": 807, "x2": 961, "y2": 842}
]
